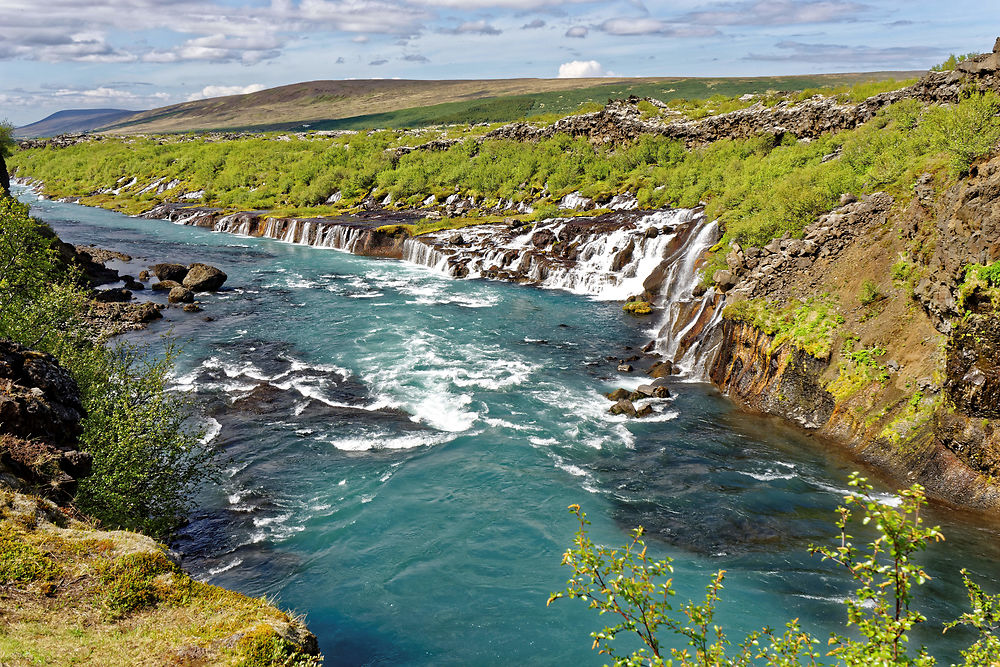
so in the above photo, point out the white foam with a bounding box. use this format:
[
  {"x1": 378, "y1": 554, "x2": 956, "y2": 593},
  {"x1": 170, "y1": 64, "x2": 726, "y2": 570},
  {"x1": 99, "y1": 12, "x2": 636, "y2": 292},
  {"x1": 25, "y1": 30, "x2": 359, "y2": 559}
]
[
  {"x1": 207, "y1": 558, "x2": 243, "y2": 576},
  {"x1": 198, "y1": 417, "x2": 222, "y2": 445},
  {"x1": 327, "y1": 431, "x2": 456, "y2": 451}
]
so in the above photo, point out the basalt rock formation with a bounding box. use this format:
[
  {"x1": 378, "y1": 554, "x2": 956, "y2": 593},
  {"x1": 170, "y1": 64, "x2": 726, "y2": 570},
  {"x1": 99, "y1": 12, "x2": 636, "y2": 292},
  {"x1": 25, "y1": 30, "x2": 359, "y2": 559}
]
[
  {"x1": 0, "y1": 340, "x2": 91, "y2": 499},
  {"x1": 710, "y1": 149, "x2": 1000, "y2": 510}
]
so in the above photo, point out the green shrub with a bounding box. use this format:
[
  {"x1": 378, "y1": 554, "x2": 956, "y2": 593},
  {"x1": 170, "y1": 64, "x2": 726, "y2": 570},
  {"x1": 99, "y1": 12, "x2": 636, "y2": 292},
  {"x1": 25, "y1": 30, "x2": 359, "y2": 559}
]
[
  {"x1": 927, "y1": 91, "x2": 1000, "y2": 175},
  {"x1": 0, "y1": 527, "x2": 62, "y2": 583},
  {"x1": 858, "y1": 279, "x2": 883, "y2": 306},
  {"x1": 552, "y1": 474, "x2": 1000, "y2": 666},
  {"x1": 235, "y1": 625, "x2": 312, "y2": 667},
  {"x1": 931, "y1": 53, "x2": 979, "y2": 71},
  {"x1": 98, "y1": 550, "x2": 178, "y2": 615},
  {"x1": 0, "y1": 197, "x2": 216, "y2": 538}
]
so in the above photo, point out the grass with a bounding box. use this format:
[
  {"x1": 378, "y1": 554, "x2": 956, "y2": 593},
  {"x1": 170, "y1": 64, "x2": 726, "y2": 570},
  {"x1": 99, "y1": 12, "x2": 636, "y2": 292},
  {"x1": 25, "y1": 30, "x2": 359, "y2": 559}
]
[
  {"x1": 0, "y1": 487, "x2": 319, "y2": 665},
  {"x1": 377, "y1": 214, "x2": 512, "y2": 237},
  {"x1": 722, "y1": 296, "x2": 844, "y2": 359},
  {"x1": 827, "y1": 342, "x2": 890, "y2": 402}
]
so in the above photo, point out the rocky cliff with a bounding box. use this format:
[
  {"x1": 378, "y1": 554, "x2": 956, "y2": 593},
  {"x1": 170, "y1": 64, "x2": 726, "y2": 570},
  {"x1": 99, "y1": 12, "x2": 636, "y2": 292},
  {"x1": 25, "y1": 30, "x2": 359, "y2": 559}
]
[
  {"x1": 709, "y1": 148, "x2": 1000, "y2": 510},
  {"x1": 0, "y1": 339, "x2": 321, "y2": 663}
]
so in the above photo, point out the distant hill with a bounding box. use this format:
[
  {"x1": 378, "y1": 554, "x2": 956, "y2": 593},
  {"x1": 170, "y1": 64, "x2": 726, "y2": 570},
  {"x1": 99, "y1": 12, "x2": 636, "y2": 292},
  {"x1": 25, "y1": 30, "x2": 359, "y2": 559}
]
[
  {"x1": 16, "y1": 109, "x2": 140, "y2": 138},
  {"x1": 104, "y1": 72, "x2": 922, "y2": 135}
]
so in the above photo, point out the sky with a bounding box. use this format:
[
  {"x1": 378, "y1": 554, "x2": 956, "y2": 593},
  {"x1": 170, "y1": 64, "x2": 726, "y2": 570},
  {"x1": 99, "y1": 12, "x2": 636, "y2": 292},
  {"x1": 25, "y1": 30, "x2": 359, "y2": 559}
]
[{"x1": 2, "y1": 0, "x2": 999, "y2": 126}]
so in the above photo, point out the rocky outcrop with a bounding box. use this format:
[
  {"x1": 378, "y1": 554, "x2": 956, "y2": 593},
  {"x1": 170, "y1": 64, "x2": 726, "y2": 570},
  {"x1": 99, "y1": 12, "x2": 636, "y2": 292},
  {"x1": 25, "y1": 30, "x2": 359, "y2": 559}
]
[
  {"x1": 710, "y1": 318, "x2": 1000, "y2": 510},
  {"x1": 710, "y1": 320, "x2": 835, "y2": 430},
  {"x1": 0, "y1": 340, "x2": 91, "y2": 498},
  {"x1": 729, "y1": 193, "x2": 894, "y2": 301},
  {"x1": 946, "y1": 314, "x2": 1000, "y2": 418},
  {"x1": 910, "y1": 155, "x2": 1000, "y2": 326}
]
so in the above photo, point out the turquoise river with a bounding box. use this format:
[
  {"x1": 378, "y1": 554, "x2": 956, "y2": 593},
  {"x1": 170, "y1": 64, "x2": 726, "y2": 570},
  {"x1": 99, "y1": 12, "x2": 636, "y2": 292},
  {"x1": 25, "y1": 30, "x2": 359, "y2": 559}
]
[{"x1": 17, "y1": 186, "x2": 1000, "y2": 665}]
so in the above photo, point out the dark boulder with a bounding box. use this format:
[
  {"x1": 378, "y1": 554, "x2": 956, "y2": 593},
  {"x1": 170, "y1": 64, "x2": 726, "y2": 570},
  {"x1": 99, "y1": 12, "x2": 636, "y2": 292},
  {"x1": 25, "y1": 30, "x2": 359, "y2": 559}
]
[
  {"x1": 0, "y1": 340, "x2": 91, "y2": 498},
  {"x1": 607, "y1": 388, "x2": 631, "y2": 401},
  {"x1": 609, "y1": 398, "x2": 637, "y2": 417},
  {"x1": 93, "y1": 288, "x2": 133, "y2": 303},
  {"x1": 168, "y1": 287, "x2": 194, "y2": 304},
  {"x1": 183, "y1": 263, "x2": 227, "y2": 292},
  {"x1": 153, "y1": 263, "x2": 189, "y2": 282},
  {"x1": 152, "y1": 280, "x2": 182, "y2": 291},
  {"x1": 531, "y1": 229, "x2": 555, "y2": 248},
  {"x1": 0, "y1": 341, "x2": 84, "y2": 446},
  {"x1": 647, "y1": 361, "x2": 673, "y2": 378},
  {"x1": 636, "y1": 404, "x2": 654, "y2": 418}
]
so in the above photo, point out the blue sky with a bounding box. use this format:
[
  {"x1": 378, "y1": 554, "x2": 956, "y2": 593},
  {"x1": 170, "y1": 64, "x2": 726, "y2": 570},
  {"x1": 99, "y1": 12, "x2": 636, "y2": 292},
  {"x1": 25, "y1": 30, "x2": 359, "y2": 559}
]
[{"x1": 2, "y1": 0, "x2": 998, "y2": 126}]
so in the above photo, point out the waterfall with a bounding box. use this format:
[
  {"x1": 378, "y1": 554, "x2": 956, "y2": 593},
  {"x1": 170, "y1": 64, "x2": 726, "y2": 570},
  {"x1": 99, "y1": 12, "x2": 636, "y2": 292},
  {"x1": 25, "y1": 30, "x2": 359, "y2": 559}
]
[
  {"x1": 401, "y1": 238, "x2": 451, "y2": 272},
  {"x1": 282, "y1": 220, "x2": 299, "y2": 243},
  {"x1": 652, "y1": 220, "x2": 725, "y2": 380},
  {"x1": 400, "y1": 209, "x2": 705, "y2": 300}
]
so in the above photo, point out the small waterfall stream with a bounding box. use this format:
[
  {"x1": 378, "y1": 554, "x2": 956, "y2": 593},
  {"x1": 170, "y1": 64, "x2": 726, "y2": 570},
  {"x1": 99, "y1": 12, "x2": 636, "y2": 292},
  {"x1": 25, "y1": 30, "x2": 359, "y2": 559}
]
[{"x1": 652, "y1": 220, "x2": 726, "y2": 379}]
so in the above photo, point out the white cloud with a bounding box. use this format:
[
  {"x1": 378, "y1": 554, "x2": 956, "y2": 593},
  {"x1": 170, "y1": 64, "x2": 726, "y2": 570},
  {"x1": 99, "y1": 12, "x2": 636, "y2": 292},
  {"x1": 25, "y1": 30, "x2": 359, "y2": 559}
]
[
  {"x1": 410, "y1": 0, "x2": 594, "y2": 7},
  {"x1": 565, "y1": 25, "x2": 589, "y2": 38},
  {"x1": 599, "y1": 18, "x2": 718, "y2": 36},
  {"x1": 443, "y1": 20, "x2": 502, "y2": 35},
  {"x1": 186, "y1": 84, "x2": 266, "y2": 101},
  {"x1": 557, "y1": 60, "x2": 607, "y2": 78},
  {"x1": 0, "y1": 0, "x2": 429, "y2": 65},
  {"x1": 682, "y1": 0, "x2": 866, "y2": 26}
]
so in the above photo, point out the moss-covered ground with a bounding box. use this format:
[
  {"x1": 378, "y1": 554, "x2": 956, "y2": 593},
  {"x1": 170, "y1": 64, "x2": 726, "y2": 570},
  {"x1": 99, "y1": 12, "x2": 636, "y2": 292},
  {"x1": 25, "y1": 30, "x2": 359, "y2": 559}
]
[{"x1": 0, "y1": 488, "x2": 319, "y2": 666}]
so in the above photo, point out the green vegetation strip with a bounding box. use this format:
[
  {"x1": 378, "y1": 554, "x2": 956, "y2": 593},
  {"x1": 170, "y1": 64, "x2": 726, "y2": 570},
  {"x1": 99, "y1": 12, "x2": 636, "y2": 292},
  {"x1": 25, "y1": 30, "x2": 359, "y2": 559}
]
[
  {"x1": 722, "y1": 296, "x2": 844, "y2": 359},
  {"x1": 14, "y1": 90, "x2": 1000, "y2": 258}
]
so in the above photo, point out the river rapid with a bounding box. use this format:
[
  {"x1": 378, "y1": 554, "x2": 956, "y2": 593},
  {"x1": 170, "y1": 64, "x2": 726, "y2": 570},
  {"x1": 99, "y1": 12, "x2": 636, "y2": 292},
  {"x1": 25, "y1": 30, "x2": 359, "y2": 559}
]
[{"x1": 18, "y1": 186, "x2": 1000, "y2": 665}]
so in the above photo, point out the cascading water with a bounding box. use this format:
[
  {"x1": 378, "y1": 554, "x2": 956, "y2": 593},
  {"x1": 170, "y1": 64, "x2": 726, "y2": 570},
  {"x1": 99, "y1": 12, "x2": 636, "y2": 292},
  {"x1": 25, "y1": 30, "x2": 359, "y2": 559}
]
[
  {"x1": 401, "y1": 209, "x2": 705, "y2": 300},
  {"x1": 651, "y1": 220, "x2": 725, "y2": 379},
  {"x1": 185, "y1": 202, "x2": 729, "y2": 377}
]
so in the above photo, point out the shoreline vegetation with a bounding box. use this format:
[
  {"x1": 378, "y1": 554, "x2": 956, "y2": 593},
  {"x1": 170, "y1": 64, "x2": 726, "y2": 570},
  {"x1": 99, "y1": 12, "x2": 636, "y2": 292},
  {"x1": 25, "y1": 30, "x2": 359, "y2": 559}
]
[{"x1": 0, "y1": 190, "x2": 321, "y2": 663}]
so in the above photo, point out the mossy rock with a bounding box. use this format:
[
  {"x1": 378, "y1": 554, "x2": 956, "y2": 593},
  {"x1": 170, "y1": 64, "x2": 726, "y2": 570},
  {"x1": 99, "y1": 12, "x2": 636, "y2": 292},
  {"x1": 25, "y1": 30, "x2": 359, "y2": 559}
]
[
  {"x1": 0, "y1": 526, "x2": 62, "y2": 583},
  {"x1": 623, "y1": 301, "x2": 653, "y2": 316}
]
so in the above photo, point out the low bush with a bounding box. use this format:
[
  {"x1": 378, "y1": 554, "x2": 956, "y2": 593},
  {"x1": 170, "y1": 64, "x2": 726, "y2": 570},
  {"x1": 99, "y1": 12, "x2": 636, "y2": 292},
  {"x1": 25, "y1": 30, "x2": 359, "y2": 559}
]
[{"x1": 551, "y1": 474, "x2": 1000, "y2": 666}]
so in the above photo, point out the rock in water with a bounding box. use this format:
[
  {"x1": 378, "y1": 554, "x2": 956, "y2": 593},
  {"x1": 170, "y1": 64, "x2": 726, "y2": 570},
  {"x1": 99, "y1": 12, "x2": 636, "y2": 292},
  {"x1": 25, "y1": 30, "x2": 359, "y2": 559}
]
[
  {"x1": 152, "y1": 280, "x2": 182, "y2": 291},
  {"x1": 617, "y1": 363, "x2": 633, "y2": 373},
  {"x1": 93, "y1": 288, "x2": 132, "y2": 303},
  {"x1": 609, "y1": 398, "x2": 637, "y2": 417},
  {"x1": 647, "y1": 361, "x2": 673, "y2": 378},
  {"x1": 636, "y1": 404, "x2": 654, "y2": 418},
  {"x1": 168, "y1": 287, "x2": 194, "y2": 303},
  {"x1": 607, "y1": 388, "x2": 631, "y2": 401},
  {"x1": 183, "y1": 263, "x2": 227, "y2": 292},
  {"x1": 152, "y1": 263, "x2": 189, "y2": 282}
]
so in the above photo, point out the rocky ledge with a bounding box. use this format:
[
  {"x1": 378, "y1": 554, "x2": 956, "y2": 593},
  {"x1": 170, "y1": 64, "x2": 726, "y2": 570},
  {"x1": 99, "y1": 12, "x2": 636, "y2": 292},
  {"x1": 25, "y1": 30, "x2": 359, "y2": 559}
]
[
  {"x1": 0, "y1": 340, "x2": 321, "y2": 663},
  {"x1": 0, "y1": 340, "x2": 90, "y2": 500}
]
